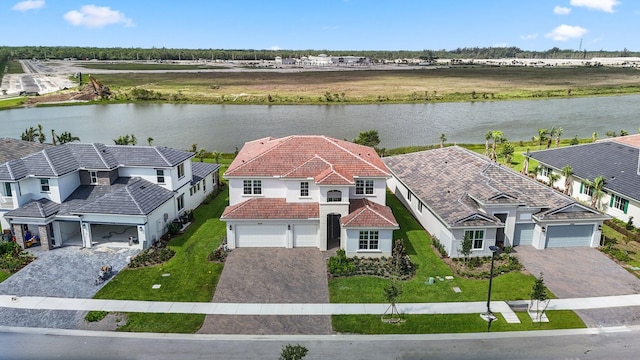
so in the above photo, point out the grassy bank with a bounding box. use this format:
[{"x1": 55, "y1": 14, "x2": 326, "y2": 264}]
[{"x1": 91, "y1": 66, "x2": 640, "y2": 105}]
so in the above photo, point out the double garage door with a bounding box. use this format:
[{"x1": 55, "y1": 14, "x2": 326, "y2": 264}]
[{"x1": 235, "y1": 224, "x2": 317, "y2": 248}]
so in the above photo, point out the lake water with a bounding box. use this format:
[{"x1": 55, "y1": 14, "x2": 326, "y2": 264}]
[{"x1": 1, "y1": 95, "x2": 639, "y2": 152}]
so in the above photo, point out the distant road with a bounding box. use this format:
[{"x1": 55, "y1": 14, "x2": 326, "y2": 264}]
[{"x1": 2, "y1": 325, "x2": 640, "y2": 360}]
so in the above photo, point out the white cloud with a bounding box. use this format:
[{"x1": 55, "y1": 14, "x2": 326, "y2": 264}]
[
  {"x1": 570, "y1": 0, "x2": 620, "y2": 13},
  {"x1": 554, "y1": 6, "x2": 572, "y2": 15},
  {"x1": 64, "y1": 5, "x2": 134, "y2": 28},
  {"x1": 270, "y1": 45, "x2": 282, "y2": 51},
  {"x1": 12, "y1": 0, "x2": 45, "y2": 12},
  {"x1": 520, "y1": 33, "x2": 539, "y2": 40},
  {"x1": 545, "y1": 24, "x2": 588, "y2": 41}
]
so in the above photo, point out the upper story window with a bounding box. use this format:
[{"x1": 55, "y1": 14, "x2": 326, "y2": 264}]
[
  {"x1": 89, "y1": 171, "x2": 98, "y2": 184},
  {"x1": 40, "y1": 178, "x2": 50, "y2": 192},
  {"x1": 156, "y1": 169, "x2": 165, "y2": 184},
  {"x1": 465, "y1": 230, "x2": 485, "y2": 250},
  {"x1": 611, "y1": 194, "x2": 629, "y2": 214},
  {"x1": 327, "y1": 190, "x2": 342, "y2": 202},
  {"x1": 418, "y1": 201, "x2": 423, "y2": 213},
  {"x1": 541, "y1": 167, "x2": 552, "y2": 177},
  {"x1": 300, "y1": 181, "x2": 309, "y2": 197},
  {"x1": 177, "y1": 163, "x2": 185, "y2": 179},
  {"x1": 358, "y1": 230, "x2": 379, "y2": 250},
  {"x1": 407, "y1": 190, "x2": 412, "y2": 201},
  {"x1": 243, "y1": 180, "x2": 262, "y2": 195},
  {"x1": 356, "y1": 179, "x2": 374, "y2": 195}
]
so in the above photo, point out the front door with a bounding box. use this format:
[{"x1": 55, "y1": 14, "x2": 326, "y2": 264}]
[
  {"x1": 327, "y1": 214, "x2": 341, "y2": 250},
  {"x1": 495, "y1": 213, "x2": 508, "y2": 248}
]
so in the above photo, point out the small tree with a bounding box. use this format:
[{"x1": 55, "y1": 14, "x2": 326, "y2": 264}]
[
  {"x1": 147, "y1": 137, "x2": 154, "y2": 146},
  {"x1": 530, "y1": 273, "x2": 549, "y2": 323},
  {"x1": 460, "y1": 233, "x2": 473, "y2": 267},
  {"x1": 279, "y1": 344, "x2": 308, "y2": 360},
  {"x1": 501, "y1": 142, "x2": 514, "y2": 165},
  {"x1": 439, "y1": 133, "x2": 447, "y2": 148},
  {"x1": 383, "y1": 241, "x2": 405, "y2": 323},
  {"x1": 353, "y1": 130, "x2": 380, "y2": 148}
]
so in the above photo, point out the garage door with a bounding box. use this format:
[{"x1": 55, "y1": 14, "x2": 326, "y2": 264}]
[
  {"x1": 513, "y1": 223, "x2": 535, "y2": 246},
  {"x1": 293, "y1": 224, "x2": 318, "y2": 247},
  {"x1": 236, "y1": 225, "x2": 286, "y2": 247},
  {"x1": 545, "y1": 224, "x2": 593, "y2": 248}
]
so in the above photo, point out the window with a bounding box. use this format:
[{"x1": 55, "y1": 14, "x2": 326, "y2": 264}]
[
  {"x1": 358, "y1": 230, "x2": 379, "y2": 250},
  {"x1": 243, "y1": 180, "x2": 262, "y2": 195},
  {"x1": 177, "y1": 194, "x2": 184, "y2": 211},
  {"x1": 177, "y1": 163, "x2": 185, "y2": 179},
  {"x1": 541, "y1": 167, "x2": 552, "y2": 177},
  {"x1": 611, "y1": 194, "x2": 629, "y2": 214},
  {"x1": 197, "y1": 182, "x2": 200, "y2": 191},
  {"x1": 90, "y1": 171, "x2": 98, "y2": 184},
  {"x1": 156, "y1": 169, "x2": 165, "y2": 184},
  {"x1": 418, "y1": 201, "x2": 423, "y2": 213},
  {"x1": 300, "y1": 181, "x2": 309, "y2": 197},
  {"x1": 203, "y1": 180, "x2": 206, "y2": 192},
  {"x1": 580, "y1": 183, "x2": 593, "y2": 196},
  {"x1": 355, "y1": 179, "x2": 374, "y2": 195},
  {"x1": 407, "y1": 190, "x2": 412, "y2": 201},
  {"x1": 465, "y1": 230, "x2": 485, "y2": 250},
  {"x1": 40, "y1": 179, "x2": 50, "y2": 192},
  {"x1": 327, "y1": 190, "x2": 341, "y2": 202}
]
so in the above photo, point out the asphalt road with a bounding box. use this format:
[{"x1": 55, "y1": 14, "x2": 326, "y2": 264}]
[{"x1": 2, "y1": 325, "x2": 639, "y2": 360}]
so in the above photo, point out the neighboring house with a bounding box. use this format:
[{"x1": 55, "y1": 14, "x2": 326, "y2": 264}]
[
  {"x1": 384, "y1": 146, "x2": 608, "y2": 258},
  {"x1": 222, "y1": 135, "x2": 398, "y2": 257},
  {"x1": 0, "y1": 138, "x2": 220, "y2": 251},
  {"x1": 529, "y1": 135, "x2": 640, "y2": 228}
]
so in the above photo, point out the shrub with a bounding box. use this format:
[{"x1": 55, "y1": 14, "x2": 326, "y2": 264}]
[
  {"x1": 208, "y1": 244, "x2": 228, "y2": 262},
  {"x1": 431, "y1": 236, "x2": 448, "y2": 257},
  {"x1": 280, "y1": 344, "x2": 308, "y2": 360},
  {"x1": 85, "y1": 311, "x2": 108, "y2": 322},
  {"x1": 128, "y1": 247, "x2": 176, "y2": 268},
  {"x1": 328, "y1": 249, "x2": 356, "y2": 276}
]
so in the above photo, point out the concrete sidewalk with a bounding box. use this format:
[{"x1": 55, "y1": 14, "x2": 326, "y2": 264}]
[{"x1": 3, "y1": 294, "x2": 640, "y2": 323}]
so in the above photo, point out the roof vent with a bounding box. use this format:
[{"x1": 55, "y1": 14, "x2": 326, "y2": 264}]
[{"x1": 140, "y1": 185, "x2": 146, "y2": 189}]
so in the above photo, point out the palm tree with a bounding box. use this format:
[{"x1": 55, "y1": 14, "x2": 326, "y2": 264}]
[
  {"x1": 490, "y1": 130, "x2": 504, "y2": 161},
  {"x1": 591, "y1": 176, "x2": 606, "y2": 209},
  {"x1": 547, "y1": 126, "x2": 556, "y2": 149},
  {"x1": 548, "y1": 173, "x2": 560, "y2": 188},
  {"x1": 56, "y1": 131, "x2": 80, "y2": 144},
  {"x1": 20, "y1": 126, "x2": 38, "y2": 142},
  {"x1": 195, "y1": 148, "x2": 206, "y2": 162},
  {"x1": 36, "y1": 124, "x2": 46, "y2": 144},
  {"x1": 521, "y1": 149, "x2": 530, "y2": 175},
  {"x1": 147, "y1": 137, "x2": 154, "y2": 146},
  {"x1": 536, "y1": 128, "x2": 549, "y2": 150},
  {"x1": 561, "y1": 165, "x2": 573, "y2": 195},
  {"x1": 592, "y1": 132, "x2": 598, "y2": 143},
  {"x1": 484, "y1": 130, "x2": 493, "y2": 157},
  {"x1": 501, "y1": 142, "x2": 514, "y2": 165},
  {"x1": 211, "y1": 150, "x2": 221, "y2": 164},
  {"x1": 51, "y1": 129, "x2": 57, "y2": 146},
  {"x1": 439, "y1": 133, "x2": 447, "y2": 148},
  {"x1": 555, "y1": 127, "x2": 563, "y2": 148}
]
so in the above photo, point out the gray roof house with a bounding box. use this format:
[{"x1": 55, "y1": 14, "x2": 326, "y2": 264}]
[
  {"x1": 384, "y1": 146, "x2": 609, "y2": 258},
  {"x1": 0, "y1": 138, "x2": 220, "y2": 251},
  {"x1": 528, "y1": 137, "x2": 640, "y2": 228}
]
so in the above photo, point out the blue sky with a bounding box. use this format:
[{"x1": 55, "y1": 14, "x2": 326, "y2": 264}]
[{"x1": 2, "y1": 0, "x2": 637, "y2": 51}]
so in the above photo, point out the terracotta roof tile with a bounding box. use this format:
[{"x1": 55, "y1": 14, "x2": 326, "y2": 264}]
[
  {"x1": 225, "y1": 136, "x2": 389, "y2": 185},
  {"x1": 222, "y1": 198, "x2": 319, "y2": 220},
  {"x1": 341, "y1": 198, "x2": 398, "y2": 228}
]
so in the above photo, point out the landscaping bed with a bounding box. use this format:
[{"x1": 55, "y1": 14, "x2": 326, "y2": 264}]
[{"x1": 0, "y1": 241, "x2": 35, "y2": 274}]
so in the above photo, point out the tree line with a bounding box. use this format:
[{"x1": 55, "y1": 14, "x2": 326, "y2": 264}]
[{"x1": 1, "y1": 46, "x2": 638, "y2": 62}]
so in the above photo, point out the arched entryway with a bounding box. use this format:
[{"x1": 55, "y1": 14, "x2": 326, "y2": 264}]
[{"x1": 327, "y1": 213, "x2": 341, "y2": 250}]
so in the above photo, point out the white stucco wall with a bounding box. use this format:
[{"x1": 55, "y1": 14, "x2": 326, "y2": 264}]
[
  {"x1": 344, "y1": 228, "x2": 393, "y2": 257},
  {"x1": 348, "y1": 178, "x2": 388, "y2": 206},
  {"x1": 227, "y1": 178, "x2": 288, "y2": 205}
]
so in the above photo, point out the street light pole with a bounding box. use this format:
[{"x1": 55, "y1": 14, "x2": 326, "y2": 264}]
[{"x1": 481, "y1": 245, "x2": 499, "y2": 330}]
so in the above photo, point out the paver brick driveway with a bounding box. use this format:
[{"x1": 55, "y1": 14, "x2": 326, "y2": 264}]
[
  {"x1": 515, "y1": 246, "x2": 640, "y2": 327},
  {"x1": 198, "y1": 248, "x2": 332, "y2": 335}
]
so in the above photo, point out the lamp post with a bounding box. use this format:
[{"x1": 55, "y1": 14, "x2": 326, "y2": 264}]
[{"x1": 482, "y1": 245, "x2": 499, "y2": 330}]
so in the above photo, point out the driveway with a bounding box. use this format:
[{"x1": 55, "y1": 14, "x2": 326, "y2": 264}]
[
  {"x1": 0, "y1": 244, "x2": 138, "y2": 329},
  {"x1": 515, "y1": 246, "x2": 640, "y2": 327},
  {"x1": 198, "y1": 248, "x2": 332, "y2": 334}
]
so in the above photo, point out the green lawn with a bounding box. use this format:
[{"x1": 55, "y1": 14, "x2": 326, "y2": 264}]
[
  {"x1": 333, "y1": 311, "x2": 585, "y2": 334},
  {"x1": 0, "y1": 270, "x2": 10, "y2": 283},
  {"x1": 329, "y1": 192, "x2": 545, "y2": 303},
  {"x1": 93, "y1": 187, "x2": 228, "y2": 332},
  {"x1": 0, "y1": 97, "x2": 26, "y2": 110}
]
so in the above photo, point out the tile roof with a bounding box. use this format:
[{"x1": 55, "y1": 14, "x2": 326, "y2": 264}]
[
  {"x1": 225, "y1": 135, "x2": 390, "y2": 185},
  {"x1": 221, "y1": 198, "x2": 319, "y2": 220},
  {"x1": 191, "y1": 162, "x2": 220, "y2": 184},
  {"x1": 529, "y1": 141, "x2": 640, "y2": 201},
  {"x1": 0, "y1": 138, "x2": 51, "y2": 164},
  {"x1": 341, "y1": 199, "x2": 398, "y2": 228},
  {"x1": 0, "y1": 141, "x2": 194, "y2": 181},
  {"x1": 601, "y1": 133, "x2": 640, "y2": 148},
  {"x1": 383, "y1": 146, "x2": 601, "y2": 228},
  {"x1": 6, "y1": 177, "x2": 175, "y2": 218}
]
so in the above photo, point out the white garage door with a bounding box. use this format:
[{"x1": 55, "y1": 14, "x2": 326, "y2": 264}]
[
  {"x1": 513, "y1": 223, "x2": 535, "y2": 246},
  {"x1": 236, "y1": 224, "x2": 286, "y2": 247},
  {"x1": 545, "y1": 224, "x2": 593, "y2": 248},
  {"x1": 293, "y1": 224, "x2": 318, "y2": 247}
]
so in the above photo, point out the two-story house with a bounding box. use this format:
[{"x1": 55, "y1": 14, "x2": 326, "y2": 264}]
[
  {"x1": 384, "y1": 146, "x2": 609, "y2": 258},
  {"x1": 0, "y1": 138, "x2": 219, "y2": 251},
  {"x1": 221, "y1": 135, "x2": 398, "y2": 257}
]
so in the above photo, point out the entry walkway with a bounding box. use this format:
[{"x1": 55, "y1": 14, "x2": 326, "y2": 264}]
[{"x1": 3, "y1": 294, "x2": 640, "y2": 324}]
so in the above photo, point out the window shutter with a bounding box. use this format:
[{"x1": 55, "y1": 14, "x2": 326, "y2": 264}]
[
  {"x1": 624, "y1": 200, "x2": 629, "y2": 214},
  {"x1": 610, "y1": 195, "x2": 614, "y2": 207},
  {"x1": 579, "y1": 183, "x2": 583, "y2": 193}
]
